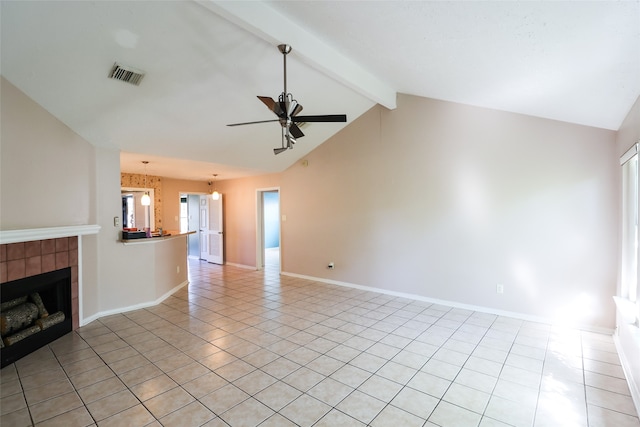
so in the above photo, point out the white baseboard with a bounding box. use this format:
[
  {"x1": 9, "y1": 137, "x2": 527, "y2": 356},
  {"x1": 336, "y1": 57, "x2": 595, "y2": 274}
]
[
  {"x1": 80, "y1": 280, "x2": 189, "y2": 326},
  {"x1": 613, "y1": 326, "x2": 640, "y2": 418},
  {"x1": 281, "y1": 271, "x2": 614, "y2": 335},
  {"x1": 225, "y1": 262, "x2": 257, "y2": 270}
]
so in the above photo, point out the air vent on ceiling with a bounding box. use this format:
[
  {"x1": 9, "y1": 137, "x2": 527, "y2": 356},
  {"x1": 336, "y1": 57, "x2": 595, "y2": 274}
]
[{"x1": 108, "y1": 62, "x2": 145, "y2": 86}]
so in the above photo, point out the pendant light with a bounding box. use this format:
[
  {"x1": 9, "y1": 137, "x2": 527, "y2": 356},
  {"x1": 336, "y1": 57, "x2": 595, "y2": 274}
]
[
  {"x1": 141, "y1": 161, "x2": 151, "y2": 206},
  {"x1": 211, "y1": 174, "x2": 220, "y2": 200}
]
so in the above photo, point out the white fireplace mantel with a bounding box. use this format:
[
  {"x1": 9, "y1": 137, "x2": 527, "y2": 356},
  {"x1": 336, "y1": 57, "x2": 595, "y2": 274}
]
[{"x1": 0, "y1": 225, "x2": 101, "y2": 244}]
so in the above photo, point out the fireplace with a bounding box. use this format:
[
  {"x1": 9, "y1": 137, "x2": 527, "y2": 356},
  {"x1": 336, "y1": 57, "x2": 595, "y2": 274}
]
[
  {"x1": 0, "y1": 234, "x2": 84, "y2": 367},
  {"x1": 1, "y1": 267, "x2": 72, "y2": 367}
]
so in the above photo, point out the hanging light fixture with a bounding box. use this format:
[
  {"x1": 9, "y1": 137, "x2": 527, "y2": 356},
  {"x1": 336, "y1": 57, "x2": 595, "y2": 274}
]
[
  {"x1": 211, "y1": 174, "x2": 220, "y2": 200},
  {"x1": 141, "y1": 161, "x2": 151, "y2": 206}
]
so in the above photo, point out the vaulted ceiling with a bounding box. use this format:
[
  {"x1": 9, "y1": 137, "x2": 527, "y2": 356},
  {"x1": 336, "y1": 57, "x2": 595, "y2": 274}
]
[{"x1": 2, "y1": 1, "x2": 638, "y2": 181}]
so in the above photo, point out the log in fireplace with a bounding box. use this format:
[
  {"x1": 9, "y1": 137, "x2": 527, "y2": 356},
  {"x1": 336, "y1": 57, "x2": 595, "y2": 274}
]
[{"x1": 0, "y1": 267, "x2": 72, "y2": 367}]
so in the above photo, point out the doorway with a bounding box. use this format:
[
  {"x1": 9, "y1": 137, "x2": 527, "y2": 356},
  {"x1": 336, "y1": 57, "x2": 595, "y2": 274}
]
[
  {"x1": 180, "y1": 194, "x2": 202, "y2": 259},
  {"x1": 200, "y1": 193, "x2": 224, "y2": 265},
  {"x1": 256, "y1": 188, "x2": 280, "y2": 271},
  {"x1": 180, "y1": 194, "x2": 200, "y2": 259}
]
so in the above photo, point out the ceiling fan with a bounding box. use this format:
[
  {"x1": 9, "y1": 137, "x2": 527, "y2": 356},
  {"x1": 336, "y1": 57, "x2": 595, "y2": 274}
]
[{"x1": 227, "y1": 44, "x2": 347, "y2": 155}]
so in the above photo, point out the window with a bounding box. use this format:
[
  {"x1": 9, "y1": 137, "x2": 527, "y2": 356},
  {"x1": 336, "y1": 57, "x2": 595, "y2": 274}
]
[{"x1": 620, "y1": 143, "x2": 639, "y2": 324}]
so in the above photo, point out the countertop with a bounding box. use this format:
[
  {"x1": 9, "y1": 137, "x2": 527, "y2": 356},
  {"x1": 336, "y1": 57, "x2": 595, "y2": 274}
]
[{"x1": 121, "y1": 230, "x2": 196, "y2": 245}]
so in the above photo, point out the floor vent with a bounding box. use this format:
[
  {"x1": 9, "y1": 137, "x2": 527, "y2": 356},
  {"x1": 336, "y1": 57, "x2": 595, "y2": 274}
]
[{"x1": 108, "y1": 63, "x2": 145, "y2": 86}]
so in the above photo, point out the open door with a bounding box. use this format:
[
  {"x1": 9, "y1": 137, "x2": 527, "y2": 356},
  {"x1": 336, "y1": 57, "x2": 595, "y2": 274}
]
[{"x1": 199, "y1": 195, "x2": 224, "y2": 264}]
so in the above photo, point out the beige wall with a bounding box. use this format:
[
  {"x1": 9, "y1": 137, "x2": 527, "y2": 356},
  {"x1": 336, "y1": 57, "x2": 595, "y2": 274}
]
[
  {"x1": 1, "y1": 76, "x2": 99, "y2": 321},
  {"x1": 161, "y1": 177, "x2": 211, "y2": 232},
  {"x1": 215, "y1": 174, "x2": 281, "y2": 267},
  {"x1": 223, "y1": 94, "x2": 619, "y2": 330},
  {"x1": 1, "y1": 77, "x2": 95, "y2": 229}
]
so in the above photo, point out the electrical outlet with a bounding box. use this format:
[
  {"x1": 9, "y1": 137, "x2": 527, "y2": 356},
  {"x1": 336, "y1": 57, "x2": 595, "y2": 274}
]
[
  {"x1": 113, "y1": 216, "x2": 120, "y2": 227},
  {"x1": 176, "y1": 266, "x2": 180, "y2": 274},
  {"x1": 496, "y1": 284, "x2": 504, "y2": 294}
]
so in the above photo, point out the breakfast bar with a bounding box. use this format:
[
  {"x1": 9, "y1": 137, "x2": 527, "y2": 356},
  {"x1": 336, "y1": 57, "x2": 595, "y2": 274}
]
[{"x1": 119, "y1": 230, "x2": 195, "y2": 304}]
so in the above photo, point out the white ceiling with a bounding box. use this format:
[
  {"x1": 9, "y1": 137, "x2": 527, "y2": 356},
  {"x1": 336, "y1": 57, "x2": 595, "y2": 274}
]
[{"x1": 2, "y1": 1, "x2": 639, "y2": 182}]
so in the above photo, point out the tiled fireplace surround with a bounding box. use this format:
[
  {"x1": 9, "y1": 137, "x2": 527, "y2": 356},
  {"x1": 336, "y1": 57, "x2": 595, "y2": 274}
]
[{"x1": 0, "y1": 237, "x2": 80, "y2": 330}]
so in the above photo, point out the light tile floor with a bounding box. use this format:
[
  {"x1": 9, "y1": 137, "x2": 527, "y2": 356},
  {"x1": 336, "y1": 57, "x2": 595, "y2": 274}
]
[{"x1": 2, "y1": 260, "x2": 639, "y2": 427}]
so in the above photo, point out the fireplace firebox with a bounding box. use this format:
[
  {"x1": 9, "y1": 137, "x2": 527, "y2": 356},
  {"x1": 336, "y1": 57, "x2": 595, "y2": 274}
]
[{"x1": 0, "y1": 267, "x2": 72, "y2": 367}]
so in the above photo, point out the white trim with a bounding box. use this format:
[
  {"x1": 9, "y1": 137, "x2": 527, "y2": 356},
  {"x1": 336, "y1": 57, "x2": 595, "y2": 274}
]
[
  {"x1": 614, "y1": 296, "x2": 639, "y2": 325},
  {"x1": 255, "y1": 187, "x2": 281, "y2": 273},
  {"x1": 614, "y1": 327, "x2": 640, "y2": 418},
  {"x1": 78, "y1": 237, "x2": 84, "y2": 327},
  {"x1": 80, "y1": 280, "x2": 189, "y2": 326},
  {"x1": 621, "y1": 142, "x2": 639, "y2": 165},
  {"x1": 0, "y1": 225, "x2": 101, "y2": 244},
  {"x1": 225, "y1": 262, "x2": 256, "y2": 270},
  {"x1": 255, "y1": 190, "x2": 264, "y2": 271},
  {"x1": 281, "y1": 271, "x2": 615, "y2": 335}
]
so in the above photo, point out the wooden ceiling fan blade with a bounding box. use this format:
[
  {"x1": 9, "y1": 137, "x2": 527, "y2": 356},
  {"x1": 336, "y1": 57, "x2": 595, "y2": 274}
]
[
  {"x1": 257, "y1": 96, "x2": 284, "y2": 117},
  {"x1": 293, "y1": 114, "x2": 347, "y2": 123},
  {"x1": 291, "y1": 103, "x2": 303, "y2": 117},
  {"x1": 289, "y1": 123, "x2": 304, "y2": 139},
  {"x1": 226, "y1": 119, "x2": 279, "y2": 127}
]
